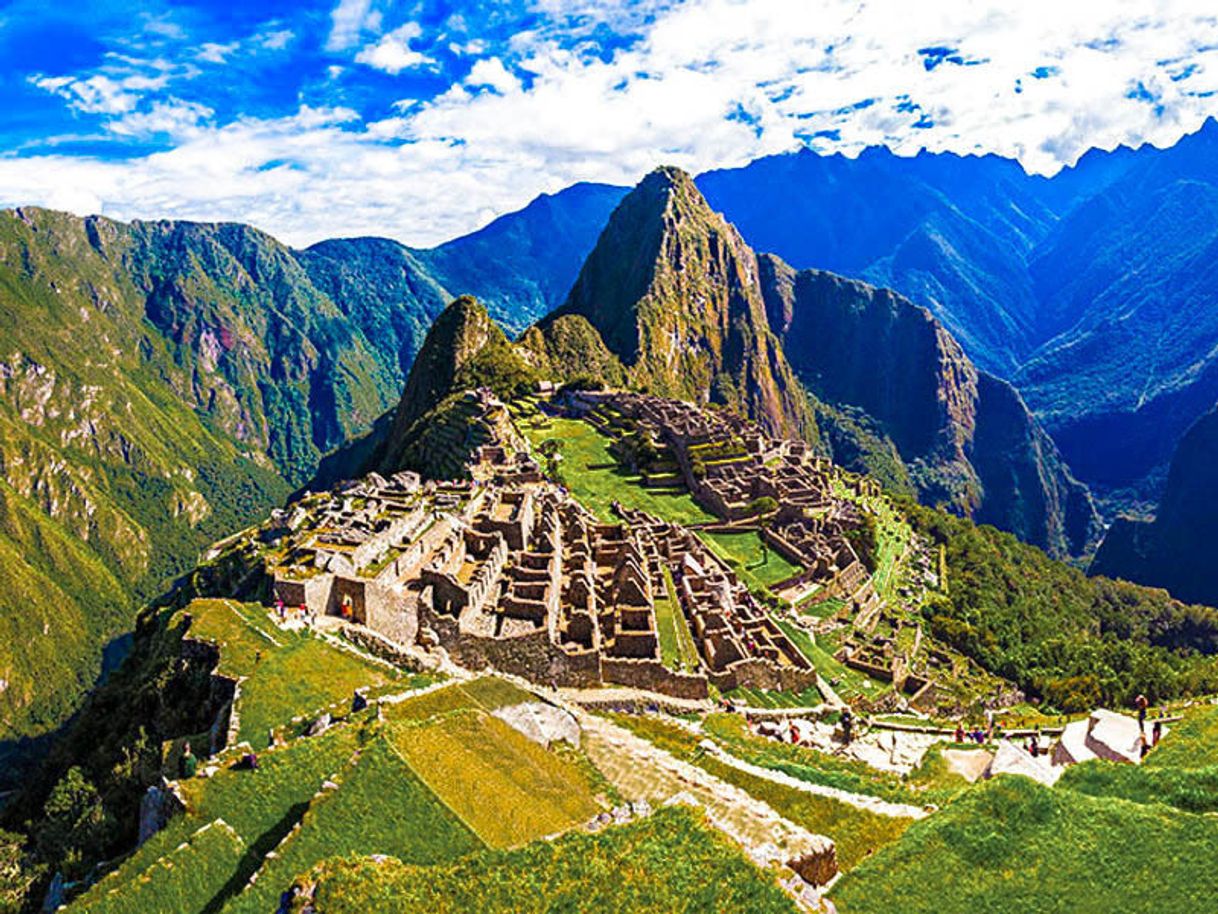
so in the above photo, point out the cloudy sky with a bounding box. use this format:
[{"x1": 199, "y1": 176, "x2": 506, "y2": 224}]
[{"x1": 2, "y1": 0, "x2": 1217, "y2": 247}]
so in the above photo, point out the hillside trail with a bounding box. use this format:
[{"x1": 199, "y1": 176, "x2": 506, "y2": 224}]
[{"x1": 578, "y1": 711, "x2": 834, "y2": 859}]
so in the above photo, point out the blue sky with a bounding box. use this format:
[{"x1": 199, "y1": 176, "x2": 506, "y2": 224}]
[{"x1": 2, "y1": 0, "x2": 1218, "y2": 246}]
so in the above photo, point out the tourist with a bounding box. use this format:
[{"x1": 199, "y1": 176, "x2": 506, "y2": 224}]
[
  {"x1": 178, "y1": 741, "x2": 198, "y2": 779},
  {"x1": 275, "y1": 597, "x2": 285, "y2": 621},
  {"x1": 351, "y1": 688, "x2": 368, "y2": 714},
  {"x1": 1152, "y1": 719, "x2": 1163, "y2": 747},
  {"x1": 1135, "y1": 693, "x2": 1149, "y2": 730},
  {"x1": 954, "y1": 722, "x2": 965, "y2": 744},
  {"x1": 840, "y1": 709, "x2": 854, "y2": 744}
]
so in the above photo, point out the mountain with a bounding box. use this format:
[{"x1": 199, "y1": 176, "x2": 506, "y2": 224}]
[
  {"x1": 757, "y1": 261, "x2": 1099, "y2": 556},
  {"x1": 376, "y1": 296, "x2": 535, "y2": 478},
  {"x1": 0, "y1": 208, "x2": 444, "y2": 770},
  {"x1": 1014, "y1": 120, "x2": 1218, "y2": 506},
  {"x1": 417, "y1": 182, "x2": 627, "y2": 334},
  {"x1": 538, "y1": 166, "x2": 815, "y2": 440},
  {"x1": 695, "y1": 147, "x2": 1062, "y2": 375},
  {"x1": 1091, "y1": 405, "x2": 1218, "y2": 605}
]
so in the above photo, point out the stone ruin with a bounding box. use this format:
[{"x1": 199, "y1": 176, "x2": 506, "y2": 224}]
[{"x1": 258, "y1": 390, "x2": 897, "y2": 701}]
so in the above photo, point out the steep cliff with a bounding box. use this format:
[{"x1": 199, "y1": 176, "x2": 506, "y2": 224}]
[
  {"x1": 757, "y1": 257, "x2": 1099, "y2": 557},
  {"x1": 542, "y1": 167, "x2": 815, "y2": 441},
  {"x1": 1092, "y1": 406, "x2": 1218, "y2": 605}
]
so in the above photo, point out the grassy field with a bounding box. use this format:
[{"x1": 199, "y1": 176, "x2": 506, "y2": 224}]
[
  {"x1": 390, "y1": 709, "x2": 602, "y2": 847},
  {"x1": 72, "y1": 724, "x2": 369, "y2": 913},
  {"x1": 224, "y1": 737, "x2": 482, "y2": 914},
  {"x1": 700, "y1": 714, "x2": 962, "y2": 807},
  {"x1": 831, "y1": 776, "x2": 1218, "y2": 914},
  {"x1": 698, "y1": 529, "x2": 801, "y2": 595},
  {"x1": 522, "y1": 417, "x2": 716, "y2": 526},
  {"x1": 303, "y1": 806, "x2": 798, "y2": 914},
  {"x1": 774, "y1": 619, "x2": 888, "y2": 702},
  {"x1": 608, "y1": 714, "x2": 915, "y2": 870},
  {"x1": 183, "y1": 599, "x2": 419, "y2": 749},
  {"x1": 382, "y1": 676, "x2": 534, "y2": 724},
  {"x1": 75, "y1": 820, "x2": 246, "y2": 914},
  {"x1": 655, "y1": 567, "x2": 700, "y2": 671},
  {"x1": 726, "y1": 686, "x2": 823, "y2": 708},
  {"x1": 1055, "y1": 703, "x2": 1218, "y2": 813}
]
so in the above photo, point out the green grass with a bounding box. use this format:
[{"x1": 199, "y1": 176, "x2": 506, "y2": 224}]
[
  {"x1": 223, "y1": 737, "x2": 481, "y2": 914},
  {"x1": 522, "y1": 418, "x2": 715, "y2": 525},
  {"x1": 1143, "y1": 704, "x2": 1218, "y2": 769},
  {"x1": 697, "y1": 530, "x2": 801, "y2": 594},
  {"x1": 382, "y1": 676, "x2": 533, "y2": 724},
  {"x1": 654, "y1": 568, "x2": 700, "y2": 671},
  {"x1": 1053, "y1": 703, "x2": 1218, "y2": 814},
  {"x1": 774, "y1": 619, "x2": 887, "y2": 701},
  {"x1": 182, "y1": 599, "x2": 415, "y2": 749},
  {"x1": 74, "y1": 820, "x2": 245, "y2": 914},
  {"x1": 699, "y1": 714, "x2": 961, "y2": 808},
  {"x1": 608, "y1": 714, "x2": 915, "y2": 870},
  {"x1": 831, "y1": 776, "x2": 1218, "y2": 914},
  {"x1": 389, "y1": 709, "x2": 602, "y2": 848},
  {"x1": 725, "y1": 686, "x2": 823, "y2": 708},
  {"x1": 302, "y1": 805, "x2": 798, "y2": 914}
]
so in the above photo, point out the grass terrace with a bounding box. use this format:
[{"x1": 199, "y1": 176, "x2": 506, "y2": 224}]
[
  {"x1": 223, "y1": 737, "x2": 481, "y2": 914},
  {"x1": 831, "y1": 776, "x2": 1218, "y2": 914},
  {"x1": 608, "y1": 714, "x2": 916, "y2": 871},
  {"x1": 522, "y1": 417, "x2": 716, "y2": 526},
  {"x1": 656, "y1": 567, "x2": 700, "y2": 671},
  {"x1": 389, "y1": 709, "x2": 603, "y2": 847},
  {"x1": 180, "y1": 599, "x2": 425, "y2": 749},
  {"x1": 300, "y1": 805, "x2": 798, "y2": 914},
  {"x1": 697, "y1": 529, "x2": 801, "y2": 596}
]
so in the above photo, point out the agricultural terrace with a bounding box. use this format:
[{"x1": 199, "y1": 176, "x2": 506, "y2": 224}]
[
  {"x1": 179, "y1": 599, "x2": 424, "y2": 749},
  {"x1": 520, "y1": 415, "x2": 716, "y2": 526},
  {"x1": 389, "y1": 709, "x2": 603, "y2": 848},
  {"x1": 607, "y1": 714, "x2": 915, "y2": 871},
  {"x1": 301, "y1": 805, "x2": 799, "y2": 914},
  {"x1": 831, "y1": 775, "x2": 1218, "y2": 914}
]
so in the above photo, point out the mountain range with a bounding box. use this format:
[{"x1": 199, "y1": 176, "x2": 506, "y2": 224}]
[{"x1": 6, "y1": 121, "x2": 1218, "y2": 774}]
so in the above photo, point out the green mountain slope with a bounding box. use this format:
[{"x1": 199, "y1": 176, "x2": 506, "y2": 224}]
[{"x1": 0, "y1": 208, "x2": 441, "y2": 768}]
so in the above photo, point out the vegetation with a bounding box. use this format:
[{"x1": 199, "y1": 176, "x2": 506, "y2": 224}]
[
  {"x1": 522, "y1": 417, "x2": 715, "y2": 525},
  {"x1": 608, "y1": 714, "x2": 915, "y2": 870},
  {"x1": 831, "y1": 776, "x2": 1218, "y2": 914},
  {"x1": 900, "y1": 498, "x2": 1218, "y2": 709},
  {"x1": 300, "y1": 806, "x2": 797, "y2": 914},
  {"x1": 184, "y1": 600, "x2": 416, "y2": 749},
  {"x1": 698, "y1": 530, "x2": 801, "y2": 594},
  {"x1": 224, "y1": 737, "x2": 481, "y2": 914},
  {"x1": 388, "y1": 710, "x2": 602, "y2": 848}
]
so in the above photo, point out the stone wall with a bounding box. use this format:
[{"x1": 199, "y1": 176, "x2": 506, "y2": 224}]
[{"x1": 601, "y1": 657, "x2": 710, "y2": 700}]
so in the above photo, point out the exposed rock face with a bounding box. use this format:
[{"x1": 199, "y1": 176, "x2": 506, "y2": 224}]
[
  {"x1": 543, "y1": 167, "x2": 815, "y2": 441},
  {"x1": 757, "y1": 258, "x2": 1099, "y2": 557},
  {"x1": 1092, "y1": 405, "x2": 1218, "y2": 604}
]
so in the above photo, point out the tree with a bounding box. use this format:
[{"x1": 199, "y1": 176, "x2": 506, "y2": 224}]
[
  {"x1": 0, "y1": 829, "x2": 37, "y2": 914},
  {"x1": 745, "y1": 496, "x2": 778, "y2": 517},
  {"x1": 34, "y1": 767, "x2": 111, "y2": 878}
]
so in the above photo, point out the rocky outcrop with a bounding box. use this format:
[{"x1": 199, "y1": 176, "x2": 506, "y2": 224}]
[{"x1": 757, "y1": 257, "x2": 1099, "y2": 557}]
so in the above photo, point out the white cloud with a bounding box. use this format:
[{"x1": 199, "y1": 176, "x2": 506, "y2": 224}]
[
  {"x1": 465, "y1": 58, "x2": 521, "y2": 94},
  {"x1": 257, "y1": 29, "x2": 295, "y2": 51},
  {"x1": 354, "y1": 22, "x2": 435, "y2": 74},
  {"x1": 198, "y1": 42, "x2": 239, "y2": 64},
  {"x1": 107, "y1": 98, "x2": 213, "y2": 138},
  {"x1": 326, "y1": 0, "x2": 377, "y2": 51},
  {"x1": 9, "y1": 0, "x2": 1218, "y2": 249}
]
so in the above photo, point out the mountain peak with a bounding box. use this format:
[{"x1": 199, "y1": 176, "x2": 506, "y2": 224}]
[{"x1": 542, "y1": 168, "x2": 814, "y2": 439}]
